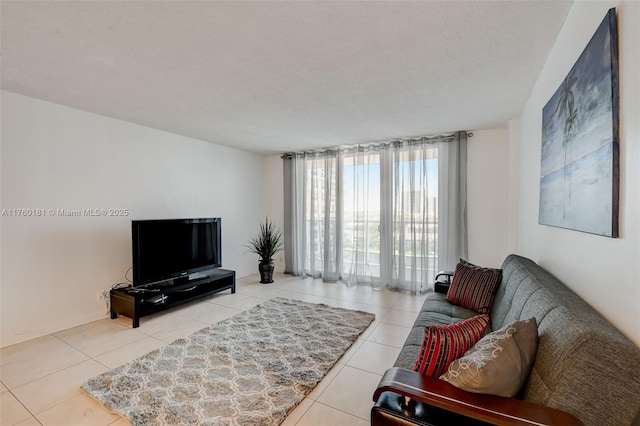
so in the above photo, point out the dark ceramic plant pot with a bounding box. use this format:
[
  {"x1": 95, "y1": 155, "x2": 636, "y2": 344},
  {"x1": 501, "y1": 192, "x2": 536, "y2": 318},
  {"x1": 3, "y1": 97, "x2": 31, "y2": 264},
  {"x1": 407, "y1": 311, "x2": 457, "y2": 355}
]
[{"x1": 258, "y1": 259, "x2": 275, "y2": 284}]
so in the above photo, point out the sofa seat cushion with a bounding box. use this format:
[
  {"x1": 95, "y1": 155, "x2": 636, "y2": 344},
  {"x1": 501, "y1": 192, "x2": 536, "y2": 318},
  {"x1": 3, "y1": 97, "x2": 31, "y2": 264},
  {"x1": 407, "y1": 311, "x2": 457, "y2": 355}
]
[
  {"x1": 418, "y1": 293, "x2": 480, "y2": 323},
  {"x1": 394, "y1": 344, "x2": 422, "y2": 369},
  {"x1": 413, "y1": 311, "x2": 481, "y2": 329}
]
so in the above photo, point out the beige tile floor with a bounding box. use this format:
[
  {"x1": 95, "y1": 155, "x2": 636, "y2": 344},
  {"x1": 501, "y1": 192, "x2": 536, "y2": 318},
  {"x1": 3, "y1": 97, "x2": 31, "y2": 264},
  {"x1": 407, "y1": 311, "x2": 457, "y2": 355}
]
[{"x1": 1, "y1": 272, "x2": 428, "y2": 426}]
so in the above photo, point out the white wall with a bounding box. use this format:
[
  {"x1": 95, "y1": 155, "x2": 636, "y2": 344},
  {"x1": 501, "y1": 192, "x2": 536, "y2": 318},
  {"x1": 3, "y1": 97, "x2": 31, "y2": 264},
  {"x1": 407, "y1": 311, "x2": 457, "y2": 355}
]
[
  {"x1": 1, "y1": 91, "x2": 266, "y2": 347},
  {"x1": 511, "y1": 1, "x2": 640, "y2": 345},
  {"x1": 467, "y1": 129, "x2": 509, "y2": 268},
  {"x1": 506, "y1": 120, "x2": 521, "y2": 254}
]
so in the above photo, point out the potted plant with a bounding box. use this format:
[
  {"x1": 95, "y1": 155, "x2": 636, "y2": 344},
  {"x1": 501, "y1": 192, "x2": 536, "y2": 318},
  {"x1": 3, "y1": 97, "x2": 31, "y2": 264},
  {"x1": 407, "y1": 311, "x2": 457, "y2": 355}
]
[{"x1": 245, "y1": 217, "x2": 283, "y2": 284}]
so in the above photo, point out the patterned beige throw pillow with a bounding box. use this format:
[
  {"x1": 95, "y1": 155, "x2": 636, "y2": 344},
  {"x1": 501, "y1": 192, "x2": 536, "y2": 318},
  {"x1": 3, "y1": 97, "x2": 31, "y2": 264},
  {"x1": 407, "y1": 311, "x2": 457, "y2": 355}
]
[{"x1": 440, "y1": 317, "x2": 538, "y2": 397}]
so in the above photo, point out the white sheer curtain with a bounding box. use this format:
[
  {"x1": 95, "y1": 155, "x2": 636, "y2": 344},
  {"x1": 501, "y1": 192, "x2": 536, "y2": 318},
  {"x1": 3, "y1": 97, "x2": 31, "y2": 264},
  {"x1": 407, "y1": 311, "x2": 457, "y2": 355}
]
[
  {"x1": 283, "y1": 132, "x2": 467, "y2": 293},
  {"x1": 303, "y1": 152, "x2": 342, "y2": 281},
  {"x1": 341, "y1": 149, "x2": 381, "y2": 286},
  {"x1": 386, "y1": 142, "x2": 439, "y2": 292}
]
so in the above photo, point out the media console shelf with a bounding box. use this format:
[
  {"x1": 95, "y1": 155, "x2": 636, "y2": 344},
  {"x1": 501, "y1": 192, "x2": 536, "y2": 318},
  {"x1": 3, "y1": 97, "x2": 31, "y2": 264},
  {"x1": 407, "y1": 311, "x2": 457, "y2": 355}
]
[{"x1": 110, "y1": 268, "x2": 235, "y2": 328}]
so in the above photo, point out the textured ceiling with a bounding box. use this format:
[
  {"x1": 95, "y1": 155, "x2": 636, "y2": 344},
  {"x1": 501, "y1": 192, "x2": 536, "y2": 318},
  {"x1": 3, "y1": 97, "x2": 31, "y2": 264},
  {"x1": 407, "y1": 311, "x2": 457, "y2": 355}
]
[{"x1": 1, "y1": 1, "x2": 572, "y2": 154}]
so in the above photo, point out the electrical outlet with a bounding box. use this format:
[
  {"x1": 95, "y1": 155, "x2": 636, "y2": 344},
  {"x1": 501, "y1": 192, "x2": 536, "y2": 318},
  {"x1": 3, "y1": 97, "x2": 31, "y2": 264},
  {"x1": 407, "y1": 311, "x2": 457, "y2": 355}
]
[{"x1": 96, "y1": 290, "x2": 108, "y2": 302}]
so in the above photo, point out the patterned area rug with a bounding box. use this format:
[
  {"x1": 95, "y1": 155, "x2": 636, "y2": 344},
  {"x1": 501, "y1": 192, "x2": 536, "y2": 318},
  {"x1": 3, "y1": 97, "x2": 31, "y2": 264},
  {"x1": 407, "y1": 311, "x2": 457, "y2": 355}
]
[{"x1": 82, "y1": 297, "x2": 375, "y2": 425}]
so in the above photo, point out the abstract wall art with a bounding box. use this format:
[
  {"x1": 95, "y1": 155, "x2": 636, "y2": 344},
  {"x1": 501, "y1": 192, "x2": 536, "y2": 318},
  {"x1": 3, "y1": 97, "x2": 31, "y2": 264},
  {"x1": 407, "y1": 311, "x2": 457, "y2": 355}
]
[{"x1": 539, "y1": 8, "x2": 619, "y2": 237}]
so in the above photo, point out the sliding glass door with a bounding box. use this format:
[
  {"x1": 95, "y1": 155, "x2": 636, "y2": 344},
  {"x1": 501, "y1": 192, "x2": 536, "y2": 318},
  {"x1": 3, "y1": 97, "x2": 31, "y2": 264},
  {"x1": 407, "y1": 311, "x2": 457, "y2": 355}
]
[{"x1": 284, "y1": 132, "x2": 467, "y2": 293}]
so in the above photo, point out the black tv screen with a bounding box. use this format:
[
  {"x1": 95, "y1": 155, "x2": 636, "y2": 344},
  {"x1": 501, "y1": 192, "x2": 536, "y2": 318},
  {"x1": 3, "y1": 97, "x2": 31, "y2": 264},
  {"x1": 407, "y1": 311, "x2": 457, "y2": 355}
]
[{"x1": 132, "y1": 218, "x2": 221, "y2": 286}]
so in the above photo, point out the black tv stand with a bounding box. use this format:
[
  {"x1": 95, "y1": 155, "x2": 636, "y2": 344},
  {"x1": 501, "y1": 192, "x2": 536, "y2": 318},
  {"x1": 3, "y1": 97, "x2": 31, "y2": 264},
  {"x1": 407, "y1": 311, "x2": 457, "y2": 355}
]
[{"x1": 110, "y1": 268, "x2": 235, "y2": 328}]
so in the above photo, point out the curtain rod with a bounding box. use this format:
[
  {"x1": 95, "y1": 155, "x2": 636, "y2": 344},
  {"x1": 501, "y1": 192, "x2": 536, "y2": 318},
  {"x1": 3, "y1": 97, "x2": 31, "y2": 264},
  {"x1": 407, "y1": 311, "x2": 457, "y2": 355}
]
[{"x1": 281, "y1": 131, "x2": 471, "y2": 159}]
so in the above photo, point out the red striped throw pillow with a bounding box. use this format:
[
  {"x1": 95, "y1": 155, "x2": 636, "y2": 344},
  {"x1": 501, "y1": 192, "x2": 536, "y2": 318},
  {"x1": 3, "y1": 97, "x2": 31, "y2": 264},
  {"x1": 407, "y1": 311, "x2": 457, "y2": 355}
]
[
  {"x1": 446, "y1": 260, "x2": 502, "y2": 314},
  {"x1": 413, "y1": 314, "x2": 490, "y2": 377}
]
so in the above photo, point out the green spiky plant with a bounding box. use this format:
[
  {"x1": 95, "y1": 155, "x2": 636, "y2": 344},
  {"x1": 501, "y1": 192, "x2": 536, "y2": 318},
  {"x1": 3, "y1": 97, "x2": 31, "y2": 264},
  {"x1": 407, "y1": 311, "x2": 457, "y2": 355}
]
[{"x1": 245, "y1": 217, "x2": 283, "y2": 261}]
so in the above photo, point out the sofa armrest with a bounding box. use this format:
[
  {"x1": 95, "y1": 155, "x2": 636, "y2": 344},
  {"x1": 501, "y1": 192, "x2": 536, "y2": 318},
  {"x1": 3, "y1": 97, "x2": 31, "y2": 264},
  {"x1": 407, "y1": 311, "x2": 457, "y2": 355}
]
[
  {"x1": 434, "y1": 270, "x2": 454, "y2": 283},
  {"x1": 434, "y1": 271, "x2": 455, "y2": 294},
  {"x1": 373, "y1": 368, "x2": 583, "y2": 426}
]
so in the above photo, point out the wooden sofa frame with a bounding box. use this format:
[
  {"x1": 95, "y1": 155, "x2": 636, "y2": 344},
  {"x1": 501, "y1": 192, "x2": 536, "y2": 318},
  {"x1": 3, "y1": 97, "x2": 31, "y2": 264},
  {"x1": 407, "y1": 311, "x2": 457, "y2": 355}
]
[{"x1": 372, "y1": 367, "x2": 583, "y2": 426}]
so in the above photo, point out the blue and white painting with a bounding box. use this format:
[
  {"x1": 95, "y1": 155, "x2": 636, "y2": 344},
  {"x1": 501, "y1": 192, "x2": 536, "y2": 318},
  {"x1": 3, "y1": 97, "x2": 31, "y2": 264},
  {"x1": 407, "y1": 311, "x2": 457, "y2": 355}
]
[{"x1": 539, "y1": 8, "x2": 619, "y2": 237}]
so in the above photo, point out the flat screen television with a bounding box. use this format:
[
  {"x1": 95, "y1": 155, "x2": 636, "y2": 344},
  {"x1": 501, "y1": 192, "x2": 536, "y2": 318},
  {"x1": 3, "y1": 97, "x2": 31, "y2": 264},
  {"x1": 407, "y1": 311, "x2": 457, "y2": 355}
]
[{"x1": 132, "y1": 218, "x2": 221, "y2": 286}]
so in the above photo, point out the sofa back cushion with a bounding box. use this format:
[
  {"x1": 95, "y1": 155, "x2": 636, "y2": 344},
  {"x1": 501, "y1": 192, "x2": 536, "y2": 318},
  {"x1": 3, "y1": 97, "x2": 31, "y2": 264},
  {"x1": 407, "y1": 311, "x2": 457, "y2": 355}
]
[{"x1": 492, "y1": 255, "x2": 640, "y2": 426}]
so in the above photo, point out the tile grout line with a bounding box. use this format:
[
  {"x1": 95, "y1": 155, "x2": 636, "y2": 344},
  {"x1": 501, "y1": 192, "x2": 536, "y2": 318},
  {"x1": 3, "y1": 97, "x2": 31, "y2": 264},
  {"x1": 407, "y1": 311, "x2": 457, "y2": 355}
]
[
  {"x1": 4, "y1": 334, "x2": 92, "y2": 390},
  {"x1": 310, "y1": 400, "x2": 372, "y2": 423},
  {"x1": 4, "y1": 386, "x2": 44, "y2": 426}
]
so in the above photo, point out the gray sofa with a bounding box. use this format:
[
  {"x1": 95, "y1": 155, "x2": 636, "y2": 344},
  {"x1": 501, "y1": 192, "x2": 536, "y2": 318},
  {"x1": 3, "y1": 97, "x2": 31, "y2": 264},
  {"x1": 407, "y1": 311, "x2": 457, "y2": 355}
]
[{"x1": 372, "y1": 254, "x2": 640, "y2": 426}]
